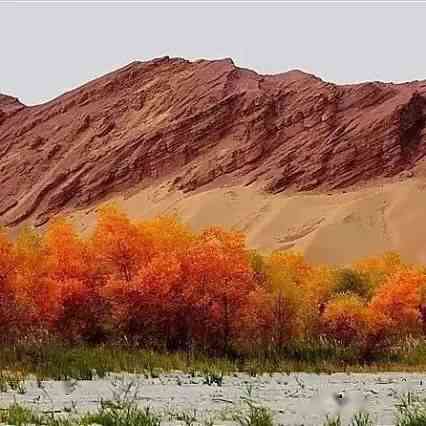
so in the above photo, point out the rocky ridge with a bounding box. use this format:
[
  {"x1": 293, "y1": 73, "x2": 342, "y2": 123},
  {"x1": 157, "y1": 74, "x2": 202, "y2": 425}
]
[{"x1": 1, "y1": 56, "x2": 426, "y2": 227}]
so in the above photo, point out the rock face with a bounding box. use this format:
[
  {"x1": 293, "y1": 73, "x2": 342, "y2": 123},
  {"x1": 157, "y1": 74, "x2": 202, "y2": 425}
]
[{"x1": 1, "y1": 56, "x2": 426, "y2": 227}]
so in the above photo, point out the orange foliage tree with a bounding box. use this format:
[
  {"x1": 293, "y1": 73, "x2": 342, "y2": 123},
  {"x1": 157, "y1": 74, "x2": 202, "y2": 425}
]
[
  {"x1": 238, "y1": 286, "x2": 300, "y2": 354},
  {"x1": 181, "y1": 227, "x2": 255, "y2": 354},
  {"x1": 321, "y1": 294, "x2": 367, "y2": 346},
  {"x1": 43, "y1": 219, "x2": 106, "y2": 342},
  {"x1": 354, "y1": 252, "x2": 406, "y2": 288},
  {"x1": 103, "y1": 252, "x2": 184, "y2": 347},
  {"x1": 13, "y1": 226, "x2": 53, "y2": 335},
  {"x1": 91, "y1": 205, "x2": 150, "y2": 282},
  {"x1": 368, "y1": 268, "x2": 426, "y2": 339},
  {"x1": 1, "y1": 206, "x2": 426, "y2": 361},
  {"x1": 0, "y1": 228, "x2": 19, "y2": 341}
]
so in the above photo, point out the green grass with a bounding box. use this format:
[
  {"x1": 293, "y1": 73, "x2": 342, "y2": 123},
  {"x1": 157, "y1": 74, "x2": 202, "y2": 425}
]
[
  {"x1": 79, "y1": 403, "x2": 160, "y2": 426},
  {"x1": 2, "y1": 340, "x2": 426, "y2": 381},
  {"x1": 350, "y1": 411, "x2": 374, "y2": 426},
  {"x1": 0, "y1": 397, "x2": 425, "y2": 426},
  {"x1": 233, "y1": 401, "x2": 273, "y2": 426},
  {"x1": 0, "y1": 403, "x2": 43, "y2": 425},
  {"x1": 323, "y1": 416, "x2": 342, "y2": 426},
  {"x1": 396, "y1": 393, "x2": 426, "y2": 426},
  {"x1": 323, "y1": 412, "x2": 374, "y2": 426},
  {"x1": 233, "y1": 384, "x2": 274, "y2": 426},
  {"x1": 0, "y1": 371, "x2": 26, "y2": 393},
  {"x1": 0, "y1": 402, "x2": 161, "y2": 426},
  {"x1": 0, "y1": 402, "x2": 272, "y2": 426},
  {"x1": 0, "y1": 343, "x2": 236, "y2": 380}
]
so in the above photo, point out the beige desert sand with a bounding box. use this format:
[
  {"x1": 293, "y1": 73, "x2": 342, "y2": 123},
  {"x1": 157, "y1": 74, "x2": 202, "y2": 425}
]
[{"x1": 63, "y1": 175, "x2": 426, "y2": 266}]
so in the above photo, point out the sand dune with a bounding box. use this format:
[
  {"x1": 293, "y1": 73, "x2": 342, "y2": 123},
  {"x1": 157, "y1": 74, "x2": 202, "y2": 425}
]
[{"x1": 65, "y1": 176, "x2": 426, "y2": 265}]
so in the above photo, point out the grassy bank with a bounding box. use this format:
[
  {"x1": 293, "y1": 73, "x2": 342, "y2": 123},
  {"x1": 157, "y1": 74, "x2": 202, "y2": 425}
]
[{"x1": 2, "y1": 341, "x2": 426, "y2": 381}]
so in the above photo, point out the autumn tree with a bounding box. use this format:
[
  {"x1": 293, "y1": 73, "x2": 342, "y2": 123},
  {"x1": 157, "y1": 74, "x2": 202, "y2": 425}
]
[
  {"x1": 91, "y1": 205, "x2": 150, "y2": 282},
  {"x1": 354, "y1": 252, "x2": 406, "y2": 288},
  {"x1": 265, "y1": 251, "x2": 313, "y2": 290},
  {"x1": 43, "y1": 219, "x2": 106, "y2": 342},
  {"x1": 44, "y1": 218, "x2": 89, "y2": 281},
  {"x1": 181, "y1": 227, "x2": 254, "y2": 354},
  {"x1": 238, "y1": 286, "x2": 301, "y2": 355},
  {"x1": 0, "y1": 228, "x2": 15, "y2": 291},
  {"x1": 300, "y1": 264, "x2": 336, "y2": 338},
  {"x1": 137, "y1": 215, "x2": 194, "y2": 256},
  {"x1": 254, "y1": 251, "x2": 308, "y2": 347},
  {"x1": 368, "y1": 269, "x2": 425, "y2": 338},
  {"x1": 101, "y1": 214, "x2": 193, "y2": 348},
  {"x1": 321, "y1": 294, "x2": 367, "y2": 346},
  {"x1": 0, "y1": 228, "x2": 19, "y2": 341},
  {"x1": 249, "y1": 250, "x2": 267, "y2": 286},
  {"x1": 13, "y1": 226, "x2": 52, "y2": 333},
  {"x1": 103, "y1": 252, "x2": 183, "y2": 347}
]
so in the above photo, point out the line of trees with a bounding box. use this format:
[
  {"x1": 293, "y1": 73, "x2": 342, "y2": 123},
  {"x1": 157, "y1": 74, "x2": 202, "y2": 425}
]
[{"x1": 1, "y1": 205, "x2": 426, "y2": 359}]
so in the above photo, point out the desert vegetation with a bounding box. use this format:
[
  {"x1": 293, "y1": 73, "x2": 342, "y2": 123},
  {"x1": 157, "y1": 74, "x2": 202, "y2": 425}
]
[
  {"x1": 2, "y1": 392, "x2": 426, "y2": 426},
  {"x1": 1, "y1": 205, "x2": 426, "y2": 375}
]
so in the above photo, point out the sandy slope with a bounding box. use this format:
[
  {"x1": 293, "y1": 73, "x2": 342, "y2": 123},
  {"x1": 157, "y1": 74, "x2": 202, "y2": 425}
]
[{"x1": 67, "y1": 176, "x2": 426, "y2": 266}]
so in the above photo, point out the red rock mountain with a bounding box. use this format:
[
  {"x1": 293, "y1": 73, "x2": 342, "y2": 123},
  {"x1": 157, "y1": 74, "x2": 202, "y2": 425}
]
[{"x1": 1, "y1": 56, "x2": 426, "y2": 231}]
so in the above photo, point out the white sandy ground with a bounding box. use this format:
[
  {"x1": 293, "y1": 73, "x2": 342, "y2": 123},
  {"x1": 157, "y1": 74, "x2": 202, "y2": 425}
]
[{"x1": 0, "y1": 373, "x2": 425, "y2": 425}]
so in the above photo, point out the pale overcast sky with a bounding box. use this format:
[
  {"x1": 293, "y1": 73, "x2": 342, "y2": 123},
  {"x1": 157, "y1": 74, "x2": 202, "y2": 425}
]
[{"x1": 2, "y1": 2, "x2": 426, "y2": 105}]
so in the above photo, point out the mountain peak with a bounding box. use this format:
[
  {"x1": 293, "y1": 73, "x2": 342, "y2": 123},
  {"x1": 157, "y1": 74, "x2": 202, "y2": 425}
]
[{"x1": 0, "y1": 94, "x2": 25, "y2": 122}]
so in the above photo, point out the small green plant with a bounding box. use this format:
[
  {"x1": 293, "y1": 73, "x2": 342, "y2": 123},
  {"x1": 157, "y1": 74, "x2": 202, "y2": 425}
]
[
  {"x1": 173, "y1": 409, "x2": 198, "y2": 426},
  {"x1": 232, "y1": 383, "x2": 273, "y2": 426},
  {"x1": 0, "y1": 372, "x2": 26, "y2": 394},
  {"x1": 80, "y1": 403, "x2": 161, "y2": 426},
  {"x1": 396, "y1": 392, "x2": 426, "y2": 426},
  {"x1": 234, "y1": 386, "x2": 273, "y2": 426},
  {"x1": 109, "y1": 377, "x2": 139, "y2": 408},
  {"x1": 233, "y1": 401, "x2": 273, "y2": 426},
  {"x1": 245, "y1": 383, "x2": 255, "y2": 398},
  {"x1": 0, "y1": 403, "x2": 42, "y2": 425},
  {"x1": 323, "y1": 415, "x2": 342, "y2": 426},
  {"x1": 350, "y1": 411, "x2": 374, "y2": 426},
  {"x1": 13, "y1": 379, "x2": 26, "y2": 395}
]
